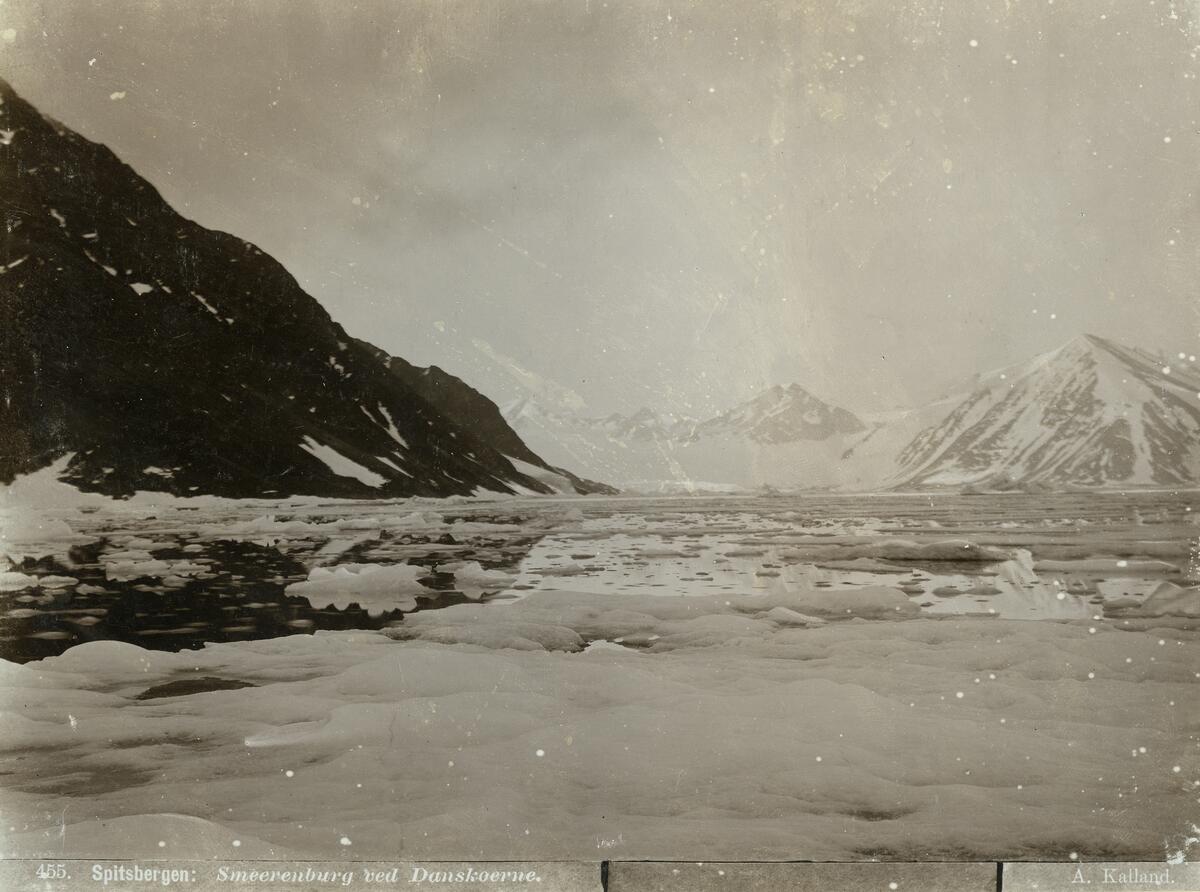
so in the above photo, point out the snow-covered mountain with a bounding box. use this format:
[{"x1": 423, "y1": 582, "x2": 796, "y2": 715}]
[
  {"x1": 15, "y1": 61, "x2": 1183, "y2": 499},
  {"x1": 0, "y1": 78, "x2": 612, "y2": 498},
  {"x1": 885, "y1": 334, "x2": 1200, "y2": 489},
  {"x1": 508, "y1": 335, "x2": 1199, "y2": 492},
  {"x1": 505, "y1": 386, "x2": 870, "y2": 491},
  {"x1": 692, "y1": 383, "x2": 866, "y2": 444}
]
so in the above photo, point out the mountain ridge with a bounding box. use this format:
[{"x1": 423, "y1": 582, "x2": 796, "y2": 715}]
[
  {"x1": 0, "y1": 76, "x2": 612, "y2": 498},
  {"x1": 505, "y1": 383, "x2": 871, "y2": 491},
  {"x1": 888, "y1": 331, "x2": 1200, "y2": 489},
  {"x1": 505, "y1": 334, "x2": 1199, "y2": 492},
  {"x1": 691, "y1": 383, "x2": 866, "y2": 444}
]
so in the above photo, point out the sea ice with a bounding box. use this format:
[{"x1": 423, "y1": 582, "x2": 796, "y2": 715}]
[
  {"x1": 441, "y1": 561, "x2": 516, "y2": 599},
  {"x1": 1, "y1": 606, "x2": 1193, "y2": 861},
  {"x1": 1034, "y1": 558, "x2": 1181, "y2": 574},
  {"x1": 284, "y1": 563, "x2": 430, "y2": 615}
]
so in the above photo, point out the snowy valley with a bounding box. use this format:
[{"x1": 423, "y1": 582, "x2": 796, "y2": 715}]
[{"x1": 507, "y1": 335, "x2": 1200, "y2": 494}]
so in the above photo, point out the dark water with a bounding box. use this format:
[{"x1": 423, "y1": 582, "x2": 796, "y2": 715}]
[
  {"x1": 2, "y1": 491, "x2": 1195, "y2": 662},
  {"x1": 1, "y1": 509, "x2": 546, "y2": 662}
]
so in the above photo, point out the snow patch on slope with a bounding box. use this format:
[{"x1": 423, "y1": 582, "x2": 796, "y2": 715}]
[
  {"x1": 298, "y1": 436, "x2": 386, "y2": 488},
  {"x1": 504, "y1": 457, "x2": 575, "y2": 494},
  {"x1": 374, "y1": 404, "x2": 409, "y2": 449}
]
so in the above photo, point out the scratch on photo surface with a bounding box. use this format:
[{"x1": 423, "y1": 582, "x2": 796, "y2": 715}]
[
  {"x1": 463, "y1": 204, "x2": 563, "y2": 280},
  {"x1": 699, "y1": 291, "x2": 728, "y2": 334}
]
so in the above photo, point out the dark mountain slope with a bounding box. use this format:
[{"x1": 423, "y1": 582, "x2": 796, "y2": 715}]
[
  {"x1": 0, "y1": 77, "x2": 608, "y2": 497},
  {"x1": 355, "y1": 340, "x2": 614, "y2": 493}
]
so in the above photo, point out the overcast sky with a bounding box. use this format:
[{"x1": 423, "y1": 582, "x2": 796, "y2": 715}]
[{"x1": 3, "y1": 0, "x2": 1198, "y2": 416}]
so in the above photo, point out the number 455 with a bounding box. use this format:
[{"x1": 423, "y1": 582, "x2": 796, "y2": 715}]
[{"x1": 36, "y1": 864, "x2": 68, "y2": 879}]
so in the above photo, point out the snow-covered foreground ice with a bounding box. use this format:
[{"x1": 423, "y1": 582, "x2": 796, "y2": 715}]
[
  {"x1": 1, "y1": 602, "x2": 1196, "y2": 861},
  {"x1": 1, "y1": 483, "x2": 1198, "y2": 860}
]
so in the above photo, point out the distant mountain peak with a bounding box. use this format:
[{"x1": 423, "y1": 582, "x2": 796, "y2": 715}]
[
  {"x1": 696, "y1": 383, "x2": 866, "y2": 444},
  {"x1": 503, "y1": 333, "x2": 1196, "y2": 492},
  {"x1": 894, "y1": 333, "x2": 1200, "y2": 489}
]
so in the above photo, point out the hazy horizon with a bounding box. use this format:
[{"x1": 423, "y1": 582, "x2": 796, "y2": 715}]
[{"x1": 2, "y1": 0, "x2": 1197, "y2": 417}]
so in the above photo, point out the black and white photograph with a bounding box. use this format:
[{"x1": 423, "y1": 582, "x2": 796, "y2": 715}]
[{"x1": 0, "y1": 0, "x2": 1197, "y2": 883}]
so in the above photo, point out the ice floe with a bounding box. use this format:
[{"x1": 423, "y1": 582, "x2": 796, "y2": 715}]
[
  {"x1": 441, "y1": 561, "x2": 516, "y2": 599},
  {"x1": 284, "y1": 563, "x2": 430, "y2": 615},
  {"x1": 1, "y1": 609, "x2": 1194, "y2": 861}
]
